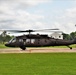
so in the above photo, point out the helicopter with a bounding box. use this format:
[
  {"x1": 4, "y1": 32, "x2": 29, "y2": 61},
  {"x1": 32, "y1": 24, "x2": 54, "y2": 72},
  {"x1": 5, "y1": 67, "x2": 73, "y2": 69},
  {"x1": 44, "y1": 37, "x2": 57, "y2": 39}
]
[{"x1": 1, "y1": 29, "x2": 76, "y2": 50}]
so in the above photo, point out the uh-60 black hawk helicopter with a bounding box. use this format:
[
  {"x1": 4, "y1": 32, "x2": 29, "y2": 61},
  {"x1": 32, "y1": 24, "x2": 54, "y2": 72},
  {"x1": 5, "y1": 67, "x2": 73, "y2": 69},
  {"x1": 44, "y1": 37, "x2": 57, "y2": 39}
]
[{"x1": 1, "y1": 28, "x2": 76, "y2": 50}]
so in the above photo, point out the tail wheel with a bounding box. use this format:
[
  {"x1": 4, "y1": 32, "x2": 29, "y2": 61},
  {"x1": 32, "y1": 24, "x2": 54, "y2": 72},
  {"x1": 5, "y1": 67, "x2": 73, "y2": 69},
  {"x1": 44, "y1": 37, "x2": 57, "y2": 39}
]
[
  {"x1": 70, "y1": 47, "x2": 72, "y2": 49},
  {"x1": 67, "y1": 45, "x2": 72, "y2": 49}
]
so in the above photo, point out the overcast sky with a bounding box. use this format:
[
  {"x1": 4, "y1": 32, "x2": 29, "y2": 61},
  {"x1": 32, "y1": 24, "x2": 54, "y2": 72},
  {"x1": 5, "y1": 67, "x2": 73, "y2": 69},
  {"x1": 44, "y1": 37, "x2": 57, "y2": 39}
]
[{"x1": 0, "y1": 0, "x2": 76, "y2": 34}]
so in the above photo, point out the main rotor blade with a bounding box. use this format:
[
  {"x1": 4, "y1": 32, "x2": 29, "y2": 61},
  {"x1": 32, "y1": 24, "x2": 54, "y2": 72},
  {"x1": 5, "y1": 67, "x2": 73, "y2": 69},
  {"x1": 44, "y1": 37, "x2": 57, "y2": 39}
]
[
  {"x1": 6, "y1": 30, "x2": 35, "y2": 33},
  {"x1": 35, "y1": 28, "x2": 59, "y2": 31},
  {"x1": 0, "y1": 28, "x2": 59, "y2": 33}
]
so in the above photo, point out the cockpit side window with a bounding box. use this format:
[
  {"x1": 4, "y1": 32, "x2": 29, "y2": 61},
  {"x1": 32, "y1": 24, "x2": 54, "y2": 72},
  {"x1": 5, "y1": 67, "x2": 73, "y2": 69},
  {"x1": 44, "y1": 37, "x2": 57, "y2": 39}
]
[
  {"x1": 12, "y1": 39, "x2": 16, "y2": 43},
  {"x1": 9, "y1": 38, "x2": 16, "y2": 43},
  {"x1": 12, "y1": 38, "x2": 16, "y2": 43}
]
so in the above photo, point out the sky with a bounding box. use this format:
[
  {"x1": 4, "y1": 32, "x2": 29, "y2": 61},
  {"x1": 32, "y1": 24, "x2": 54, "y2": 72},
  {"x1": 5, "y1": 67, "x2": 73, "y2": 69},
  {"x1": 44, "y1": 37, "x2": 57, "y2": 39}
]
[{"x1": 0, "y1": 0, "x2": 76, "y2": 34}]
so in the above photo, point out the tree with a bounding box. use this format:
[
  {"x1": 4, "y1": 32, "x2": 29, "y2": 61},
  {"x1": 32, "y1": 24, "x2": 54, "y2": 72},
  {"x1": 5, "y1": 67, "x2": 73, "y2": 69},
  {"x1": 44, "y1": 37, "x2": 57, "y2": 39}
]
[
  {"x1": 70, "y1": 32, "x2": 76, "y2": 40},
  {"x1": 62, "y1": 33, "x2": 70, "y2": 40},
  {"x1": 0, "y1": 32, "x2": 12, "y2": 44}
]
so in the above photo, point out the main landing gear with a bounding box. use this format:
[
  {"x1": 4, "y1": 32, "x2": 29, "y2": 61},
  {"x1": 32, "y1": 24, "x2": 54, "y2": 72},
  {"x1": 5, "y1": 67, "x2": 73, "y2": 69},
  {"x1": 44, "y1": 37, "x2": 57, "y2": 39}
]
[{"x1": 20, "y1": 46, "x2": 26, "y2": 50}]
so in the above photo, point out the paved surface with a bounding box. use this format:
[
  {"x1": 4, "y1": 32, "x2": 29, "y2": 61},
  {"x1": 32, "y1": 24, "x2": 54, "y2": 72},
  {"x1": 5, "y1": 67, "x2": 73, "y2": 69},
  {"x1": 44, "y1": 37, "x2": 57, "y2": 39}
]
[{"x1": 0, "y1": 48, "x2": 76, "y2": 53}]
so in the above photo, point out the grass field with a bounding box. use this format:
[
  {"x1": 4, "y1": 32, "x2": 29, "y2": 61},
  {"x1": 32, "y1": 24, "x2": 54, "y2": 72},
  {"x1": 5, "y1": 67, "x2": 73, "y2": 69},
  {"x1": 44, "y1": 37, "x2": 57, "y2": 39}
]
[
  {"x1": 0, "y1": 43, "x2": 8, "y2": 48},
  {"x1": 0, "y1": 53, "x2": 76, "y2": 75}
]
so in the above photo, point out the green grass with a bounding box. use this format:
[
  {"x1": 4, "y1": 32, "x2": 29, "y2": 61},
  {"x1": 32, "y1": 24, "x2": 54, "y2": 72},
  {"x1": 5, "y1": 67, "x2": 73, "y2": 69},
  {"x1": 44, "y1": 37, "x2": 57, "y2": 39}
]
[
  {"x1": 0, "y1": 43, "x2": 8, "y2": 48},
  {"x1": 0, "y1": 43, "x2": 12, "y2": 49},
  {"x1": 0, "y1": 53, "x2": 76, "y2": 75}
]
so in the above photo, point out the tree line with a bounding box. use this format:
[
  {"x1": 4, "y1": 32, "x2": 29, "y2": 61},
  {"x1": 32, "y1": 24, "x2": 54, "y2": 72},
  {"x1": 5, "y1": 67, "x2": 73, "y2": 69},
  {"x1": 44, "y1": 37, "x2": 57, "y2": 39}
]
[
  {"x1": 0, "y1": 31, "x2": 13, "y2": 44},
  {"x1": 62, "y1": 31, "x2": 76, "y2": 40},
  {"x1": 0, "y1": 31, "x2": 76, "y2": 44}
]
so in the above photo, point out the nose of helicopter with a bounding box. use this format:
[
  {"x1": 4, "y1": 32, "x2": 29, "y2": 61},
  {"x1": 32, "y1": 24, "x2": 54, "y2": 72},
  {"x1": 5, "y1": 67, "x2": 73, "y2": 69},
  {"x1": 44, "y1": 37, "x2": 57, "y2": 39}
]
[
  {"x1": 5, "y1": 43, "x2": 10, "y2": 47},
  {"x1": 5, "y1": 43, "x2": 14, "y2": 47},
  {"x1": 5, "y1": 42, "x2": 16, "y2": 47}
]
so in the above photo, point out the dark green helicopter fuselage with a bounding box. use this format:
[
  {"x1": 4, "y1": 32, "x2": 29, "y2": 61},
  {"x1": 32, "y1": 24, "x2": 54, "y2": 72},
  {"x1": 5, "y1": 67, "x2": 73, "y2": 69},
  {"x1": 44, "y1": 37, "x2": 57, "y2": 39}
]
[{"x1": 5, "y1": 34, "x2": 76, "y2": 50}]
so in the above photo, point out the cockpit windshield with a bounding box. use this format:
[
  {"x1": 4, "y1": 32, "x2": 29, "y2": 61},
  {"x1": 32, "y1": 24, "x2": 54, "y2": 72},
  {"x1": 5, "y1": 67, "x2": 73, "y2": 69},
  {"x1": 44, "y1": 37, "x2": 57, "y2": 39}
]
[{"x1": 9, "y1": 38, "x2": 16, "y2": 43}]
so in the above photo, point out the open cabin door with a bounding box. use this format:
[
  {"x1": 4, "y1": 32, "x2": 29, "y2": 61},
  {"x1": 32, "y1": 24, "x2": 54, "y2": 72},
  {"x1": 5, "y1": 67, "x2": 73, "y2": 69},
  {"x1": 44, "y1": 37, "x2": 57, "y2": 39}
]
[{"x1": 19, "y1": 39, "x2": 26, "y2": 50}]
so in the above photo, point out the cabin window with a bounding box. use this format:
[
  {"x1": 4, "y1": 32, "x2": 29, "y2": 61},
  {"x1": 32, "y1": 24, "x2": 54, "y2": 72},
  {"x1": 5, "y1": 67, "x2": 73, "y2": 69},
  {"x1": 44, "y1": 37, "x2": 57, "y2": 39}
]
[
  {"x1": 26, "y1": 39, "x2": 35, "y2": 43},
  {"x1": 31, "y1": 39, "x2": 35, "y2": 43},
  {"x1": 19, "y1": 39, "x2": 23, "y2": 42},
  {"x1": 26, "y1": 39, "x2": 30, "y2": 43}
]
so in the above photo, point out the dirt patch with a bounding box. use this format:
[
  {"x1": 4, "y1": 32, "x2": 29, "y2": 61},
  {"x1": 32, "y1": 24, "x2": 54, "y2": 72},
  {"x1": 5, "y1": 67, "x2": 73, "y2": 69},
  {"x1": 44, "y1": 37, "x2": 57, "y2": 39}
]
[{"x1": 0, "y1": 48, "x2": 76, "y2": 53}]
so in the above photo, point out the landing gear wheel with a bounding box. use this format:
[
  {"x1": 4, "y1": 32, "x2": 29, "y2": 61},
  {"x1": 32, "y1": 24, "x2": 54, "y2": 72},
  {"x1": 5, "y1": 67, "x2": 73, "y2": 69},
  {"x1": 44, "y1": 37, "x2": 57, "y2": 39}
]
[
  {"x1": 70, "y1": 47, "x2": 72, "y2": 49},
  {"x1": 67, "y1": 45, "x2": 72, "y2": 50},
  {"x1": 20, "y1": 46, "x2": 26, "y2": 50}
]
